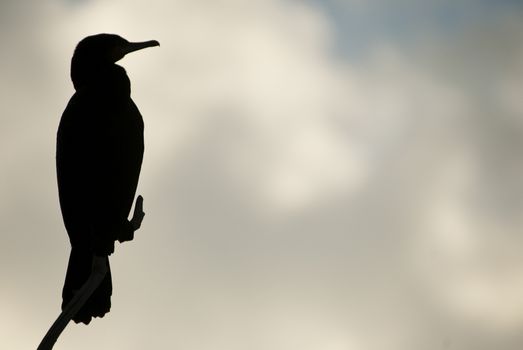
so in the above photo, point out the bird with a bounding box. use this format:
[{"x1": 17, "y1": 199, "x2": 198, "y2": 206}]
[{"x1": 56, "y1": 34, "x2": 159, "y2": 324}]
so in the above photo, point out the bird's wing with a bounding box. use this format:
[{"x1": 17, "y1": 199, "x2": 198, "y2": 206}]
[{"x1": 57, "y1": 93, "x2": 143, "y2": 255}]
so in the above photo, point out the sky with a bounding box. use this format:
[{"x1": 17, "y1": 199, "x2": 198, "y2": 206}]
[{"x1": 1, "y1": 0, "x2": 523, "y2": 349}]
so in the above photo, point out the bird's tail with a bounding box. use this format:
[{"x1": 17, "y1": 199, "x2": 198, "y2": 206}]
[{"x1": 62, "y1": 248, "x2": 112, "y2": 324}]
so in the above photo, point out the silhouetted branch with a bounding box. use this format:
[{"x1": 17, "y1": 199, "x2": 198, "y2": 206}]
[{"x1": 37, "y1": 195, "x2": 145, "y2": 350}]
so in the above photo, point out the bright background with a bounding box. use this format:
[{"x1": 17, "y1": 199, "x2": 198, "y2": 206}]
[{"x1": 2, "y1": 0, "x2": 523, "y2": 349}]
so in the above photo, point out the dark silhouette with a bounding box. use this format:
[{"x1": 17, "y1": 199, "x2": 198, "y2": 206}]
[{"x1": 56, "y1": 34, "x2": 158, "y2": 325}]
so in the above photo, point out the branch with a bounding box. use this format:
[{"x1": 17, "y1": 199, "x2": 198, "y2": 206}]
[
  {"x1": 37, "y1": 256, "x2": 107, "y2": 350},
  {"x1": 37, "y1": 195, "x2": 145, "y2": 350}
]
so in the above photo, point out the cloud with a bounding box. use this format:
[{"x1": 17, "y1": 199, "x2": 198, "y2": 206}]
[{"x1": 2, "y1": 0, "x2": 523, "y2": 349}]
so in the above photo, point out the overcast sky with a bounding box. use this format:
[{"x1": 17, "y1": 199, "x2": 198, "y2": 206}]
[{"x1": 2, "y1": 0, "x2": 523, "y2": 349}]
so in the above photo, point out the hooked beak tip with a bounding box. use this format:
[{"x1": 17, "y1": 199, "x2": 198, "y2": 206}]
[{"x1": 144, "y1": 40, "x2": 160, "y2": 48}]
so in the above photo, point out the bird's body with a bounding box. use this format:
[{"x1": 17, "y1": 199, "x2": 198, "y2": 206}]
[{"x1": 56, "y1": 34, "x2": 158, "y2": 324}]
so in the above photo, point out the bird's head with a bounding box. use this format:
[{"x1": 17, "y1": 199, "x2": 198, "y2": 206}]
[{"x1": 71, "y1": 33, "x2": 159, "y2": 90}]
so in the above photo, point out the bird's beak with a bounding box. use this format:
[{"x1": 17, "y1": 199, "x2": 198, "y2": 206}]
[{"x1": 122, "y1": 40, "x2": 160, "y2": 55}]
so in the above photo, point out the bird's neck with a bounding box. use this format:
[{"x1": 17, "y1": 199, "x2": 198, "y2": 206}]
[{"x1": 71, "y1": 62, "x2": 131, "y2": 96}]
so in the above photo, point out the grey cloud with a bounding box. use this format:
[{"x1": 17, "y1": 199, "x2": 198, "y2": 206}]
[{"x1": 2, "y1": 1, "x2": 523, "y2": 349}]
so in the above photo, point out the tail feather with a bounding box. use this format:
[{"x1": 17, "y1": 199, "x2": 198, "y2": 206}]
[{"x1": 62, "y1": 248, "x2": 112, "y2": 324}]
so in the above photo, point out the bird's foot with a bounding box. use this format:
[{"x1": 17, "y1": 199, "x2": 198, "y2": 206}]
[
  {"x1": 130, "y1": 195, "x2": 145, "y2": 230},
  {"x1": 118, "y1": 195, "x2": 145, "y2": 243}
]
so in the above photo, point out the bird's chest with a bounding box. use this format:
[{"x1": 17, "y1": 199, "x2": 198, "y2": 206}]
[
  {"x1": 99, "y1": 98, "x2": 144, "y2": 158},
  {"x1": 60, "y1": 92, "x2": 144, "y2": 164},
  {"x1": 103, "y1": 99, "x2": 142, "y2": 138}
]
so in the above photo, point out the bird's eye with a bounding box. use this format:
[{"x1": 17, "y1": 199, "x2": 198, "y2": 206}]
[{"x1": 110, "y1": 46, "x2": 126, "y2": 62}]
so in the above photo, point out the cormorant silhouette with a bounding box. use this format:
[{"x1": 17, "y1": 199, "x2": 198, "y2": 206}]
[{"x1": 56, "y1": 34, "x2": 159, "y2": 324}]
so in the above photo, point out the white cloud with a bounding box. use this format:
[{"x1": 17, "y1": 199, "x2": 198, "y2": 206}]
[{"x1": 2, "y1": 1, "x2": 523, "y2": 349}]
